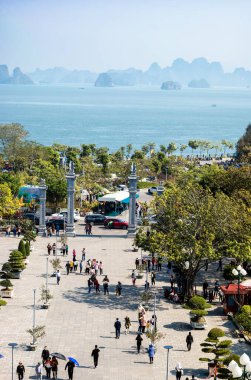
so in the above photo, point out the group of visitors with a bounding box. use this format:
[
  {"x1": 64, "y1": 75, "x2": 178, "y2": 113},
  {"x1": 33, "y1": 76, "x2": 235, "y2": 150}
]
[
  {"x1": 135, "y1": 256, "x2": 162, "y2": 272},
  {"x1": 5, "y1": 225, "x2": 21, "y2": 237},
  {"x1": 46, "y1": 224, "x2": 60, "y2": 237}
]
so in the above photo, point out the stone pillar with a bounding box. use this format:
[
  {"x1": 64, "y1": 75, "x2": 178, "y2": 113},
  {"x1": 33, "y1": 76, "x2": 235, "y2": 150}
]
[
  {"x1": 38, "y1": 179, "x2": 47, "y2": 236},
  {"x1": 127, "y1": 163, "x2": 137, "y2": 237},
  {"x1": 65, "y1": 162, "x2": 76, "y2": 237}
]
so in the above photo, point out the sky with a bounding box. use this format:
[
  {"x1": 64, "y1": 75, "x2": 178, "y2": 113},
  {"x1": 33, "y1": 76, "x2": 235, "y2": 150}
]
[{"x1": 0, "y1": 0, "x2": 250, "y2": 73}]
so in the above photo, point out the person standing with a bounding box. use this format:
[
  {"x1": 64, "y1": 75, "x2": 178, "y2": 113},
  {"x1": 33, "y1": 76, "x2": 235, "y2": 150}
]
[
  {"x1": 82, "y1": 248, "x2": 86, "y2": 261},
  {"x1": 16, "y1": 362, "x2": 25, "y2": 380},
  {"x1": 114, "y1": 318, "x2": 121, "y2": 339},
  {"x1": 56, "y1": 270, "x2": 61, "y2": 285},
  {"x1": 65, "y1": 244, "x2": 69, "y2": 256},
  {"x1": 72, "y1": 249, "x2": 76, "y2": 261},
  {"x1": 65, "y1": 261, "x2": 70, "y2": 275},
  {"x1": 56, "y1": 224, "x2": 60, "y2": 236},
  {"x1": 44, "y1": 357, "x2": 52, "y2": 378},
  {"x1": 103, "y1": 275, "x2": 109, "y2": 295},
  {"x1": 135, "y1": 258, "x2": 139, "y2": 269},
  {"x1": 35, "y1": 362, "x2": 43, "y2": 379},
  {"x1": 51, "y1": 356, "x2": 58, "y2": 379},
  {"x1": 203, "y1": 281, "x2": 209, "y2": 298},
  {"x1": 47, "y1": 243, "x2": 52, "y2": 255},
  {"x1": 136, "y1": 333, "x2": 143, "y2": 353},
  {"x1": 116, "y1": 281, "x2": 122, "y2": 296},
  {"x1": 217, "y1": 258, "x2": 222, "y2": 271},
  {"x1": 151, "y1": 272, "x2": 156, "y2": 286},
  {"x1": 88, "y1": 277, "x2": 93, "y2": 293},
  {"x1": 17, "y1": 226, "x2": 21, "y2": 237},
  {"x1": 79, "y1": 260, "x2": 83, "y2": 274},
  {"x1": 131, "y1": 270, "x2": 136, "y2": 286},
  {"x1": 99, "y1": 261, "x2": 103, "y2": 275},
  {"x1": 65, "y1": 360, "x2": 75, "y2": 380},
  {"x1": 41, "y1": 346, "x2": 50, "y2": 366},
  {"x1": 148, "y1": 343, "x2": 155, "y2": 364},
  {"x1": 52, "y1": 243, "x2": 56, "y2": 255},
  {"x1": 175, "y1": 363, "x2": 183, "y2": 380},
  {"x1": 186, "y1": 332, "x2": 194, "y2": 351},
  {"x1": 91, "y1": 345, "x2": 100, "y2": 368},
  {"x1": 125, "y1": 316, "x2": 131, "y2": 334}
]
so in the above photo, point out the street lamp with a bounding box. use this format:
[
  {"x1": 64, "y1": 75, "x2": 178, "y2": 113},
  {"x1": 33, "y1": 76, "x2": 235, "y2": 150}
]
[
  {"x1": 228, "y1": 353, "x2": 251, "y2": 379},
  {"x1": 232, "y1": 265, "x2": 247, "y2": 311},
  {"x1": 184, "y1": 261, "x2": 190, "y2": 296},
  {"x1": 32, "y1": 289, "x2": 36, "y2": 345},
  {"x1": 164, "y1": 345, "x2": 173, "y2": 380},
  {"x1": 165, "y1": 166, "x2": 168, "y2": 182},
  {"x1": 8, "y1": 343, "x2": 18, "y2": 380}
]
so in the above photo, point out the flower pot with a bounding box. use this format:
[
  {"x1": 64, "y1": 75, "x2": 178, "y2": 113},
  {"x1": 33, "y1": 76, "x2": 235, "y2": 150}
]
[
  {"x1": 1, "y1": 289, "x2": 14, "y2": 298},
  {"x1": 29, "y1": 343, "x2": 38, "y2": 351},
  {"x1": 11, "y1": 271, "x2": 22, "y2": 279}
]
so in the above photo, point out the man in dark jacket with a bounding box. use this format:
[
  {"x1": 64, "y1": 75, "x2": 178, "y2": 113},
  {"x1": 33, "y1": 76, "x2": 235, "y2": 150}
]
[
  {"x1": 16, "y1": 362, "x2": 25, "y2": 380},
  {"x1": 186, "y1": 332, "x2": 194, "y2": 351},
  {"x1": 114, "y1": 318, "x2": 121, "y2": 339},
  {"x1": 65, "y1": 360, "x2": 75, "y2": 380},
  {"x1": 41, "y1": 346, "x2": 50, "y2": 365},
  {"x1": 91, "y1": 345, "x2": 100, "y2": 368}
]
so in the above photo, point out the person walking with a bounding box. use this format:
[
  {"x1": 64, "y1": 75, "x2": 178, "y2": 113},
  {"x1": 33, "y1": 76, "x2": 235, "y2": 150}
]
[
  {"x1": 91, "y1": 345, "x2": 100, "y2": 368},
  {"x1": 41, "y1": 346, "x2": 50, "y2": 366},
  {"x1": 88, "y1": 277, "x2": 93, "y2": 293},
  {"x1": 103, "y1": 275, "x2": 109, "y2": 295},
  {"x1": 148, "y1": 343, "x2": 155, "y2": 364},
  {"x1": 17, "y1": 226, "x2": 21, "y2": 237},
  {"x1": 16, "y1": 362, "x2": 25, "y2": 380},
  {"x1": 125, "y1": 316, "x2": 131, "y2": 334},
  {"x1": 35, "y1": 362, "x2": 43, "y2": 380},
  {"x1": 151, "y1": 271, "x2": 156, "y2": 286},
  {"x1": 135, "y1": 258, "x2": 139, "y2": 269},
  {"x1": 217, "y1": 258, "x2": 223, "y2": 271},
  {"x1": 131, "y1": 270, "x2": 136, "y2": 286},
  {"x1": 51, "y1": 356, "x2": 58, "y2": 379},
  {"x1": 203, "y1": 281, "x2": 209, "y2": 298},
  {"x1": 99, "y1": 261, "x2": 103, "y2": 275},
  {"x1": 186, "y1": 332, "x2": 194, "y2": 351},
  {"x1": 73, "y1": 260, "x2": 78, "y2": 271},
  {"x1": 69, "y1": 261, "x2": 74, "y2": 273},
  {"x1": 52, "y1": 243, "x2": 56, "y2": 255},
  {"x1": 214, "y1": 280, "x2": 220, "y2": 298},
  {"x1": 65, "y1": 261, "x2": 70, "y2": 275},
  {"x1": 65, "y1": 244, "x2": 69, "y2": 256},
  {"x1": 114, "y1": 318, "x2": 121, "y2": 339},
  {"x1": 56, "y1": 270, "x2": 61, "y2": 285},
  {"x1": 136, "y1": 333, "x2": 143, "y2": 353},
  {"x1": 65, "y1": 360, "x2": 75, "y2": 380},
  {"x1": 175, "y1": 362, "x2": 183, "y2": 380},
  {"x1": 72, "y1": 249, "x2": 76, "y2": 261}
]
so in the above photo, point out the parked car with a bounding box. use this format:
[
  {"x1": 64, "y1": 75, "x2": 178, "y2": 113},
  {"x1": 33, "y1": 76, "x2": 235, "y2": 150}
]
[
  {"x1": 52, "y1": 211, "x2": 80, "y2": 222},
  {"x1": 104, "y1": 218, "x2": 128, "y2": 229},
  {"x1": 85, "y1": 214, "x2": 107, "y2": 225},
  {"x1": 46, "y1": 219, "x2": 65, "y2": 230},
  {"x1": 148, "y1": 186, "x2": 164, "y2": 195}
]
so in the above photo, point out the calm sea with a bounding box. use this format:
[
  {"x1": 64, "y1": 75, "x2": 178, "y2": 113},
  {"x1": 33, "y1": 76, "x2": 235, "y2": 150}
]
[{"x1": 0, "y1": 84, "x2": 250, "y2": 152}]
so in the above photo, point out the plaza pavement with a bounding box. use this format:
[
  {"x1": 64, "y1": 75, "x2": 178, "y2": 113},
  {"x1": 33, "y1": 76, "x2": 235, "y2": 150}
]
[{"x1": 0, "y1": 232, "x2": 250, "y2": 380}]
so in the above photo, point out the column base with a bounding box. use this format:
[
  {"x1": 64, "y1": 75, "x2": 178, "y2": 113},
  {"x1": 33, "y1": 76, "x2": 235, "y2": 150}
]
[
  {"x1": 38, "y1": 226, "x2": 46, "y2": 237},
  {"x1": 127, "y1": 227, "x2": 137, "y2": 238},
  {"x1": 65, "y1": 225, "x2": 76, "y2": 237}
]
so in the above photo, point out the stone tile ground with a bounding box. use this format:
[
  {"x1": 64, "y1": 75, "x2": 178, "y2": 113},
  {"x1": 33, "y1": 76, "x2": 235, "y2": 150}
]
[{"x1": 0, "y1": 234, "x2": 250, "y2": 379}]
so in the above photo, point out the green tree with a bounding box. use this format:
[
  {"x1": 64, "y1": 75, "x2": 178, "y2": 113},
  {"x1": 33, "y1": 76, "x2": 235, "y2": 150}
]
[
  {"x1": 0, "y1": 183, "x2": 19, "y2": 217},
  {"x1": 188, "y1": 140, "x2": 200, "y2": 155},
  {"x1": 179, "y1": 144, "x2": 187, "y2": 156},
  {"x1": 236, "y1": 124, "x2": 251, "y2": 162},
  {"x1": 135, "y1": 183, "x2": 251, "y2": 294},
  {"x1": 166, "y1": 142, "x2": 177, "y2": 156},
  {"x1": 0, "y1": 123, "x2": 28, "y2": 170}
]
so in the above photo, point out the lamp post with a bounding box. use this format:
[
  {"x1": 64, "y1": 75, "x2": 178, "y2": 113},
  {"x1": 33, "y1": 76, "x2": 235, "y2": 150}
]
[
  {"x1": 184, "y1": 261, "x2": 190, "y2": 296},
  {"x1": 165, "y1": 166, "x2": 168, "y2": 182},
  {"x1": 164, "y1": 345, "x2": 173, "y2": 380},
  {"x1": 228, "y1": 353, "x2": 251, "y2": 379},
  {"x1": 33, "y1": 289, "x2": 36, "y2": 345},
  {"x1": 153, "y1": 293, "x2": 157, "y2": 332},
  {"x1": 8, "y1": 343, "x2": 18, "y2": 380},
  {"x1": 232, "y1": 265, "x2": 247, "y2": 311},
  {"x1": 45, "y1": 257, "x2": 49, "y2": 303}
]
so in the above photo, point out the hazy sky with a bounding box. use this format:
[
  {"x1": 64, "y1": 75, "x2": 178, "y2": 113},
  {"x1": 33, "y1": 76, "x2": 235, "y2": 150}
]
[{"x1": 0, "y1": 0, "x2": 250, "y2": 73}]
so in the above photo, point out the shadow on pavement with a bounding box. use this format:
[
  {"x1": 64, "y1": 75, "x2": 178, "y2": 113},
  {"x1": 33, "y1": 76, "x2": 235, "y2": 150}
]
[{"x1": 163, "y1": 322, "x2": 191, "y2": 331}]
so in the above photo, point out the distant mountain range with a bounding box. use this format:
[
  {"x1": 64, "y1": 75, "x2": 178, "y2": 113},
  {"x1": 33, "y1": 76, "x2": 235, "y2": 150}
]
[{"x1": 1, "y1": 57, "x2": 251, "y2": 87}]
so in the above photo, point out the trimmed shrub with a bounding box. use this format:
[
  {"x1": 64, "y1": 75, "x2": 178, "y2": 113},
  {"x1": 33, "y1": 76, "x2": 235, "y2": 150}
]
[
  {"x1": 25, "y1": 241, "x2": 30, "y2": 256},
  {"x1": 223, "y1": 354, "x2": 240, "y2": 366},
  {"x1": 187, "y1": 295, "x2": 211, "y2": 310},
  {"x1": 0, "y1": 299, "x2": 7, "y2": 307},
  {"x1": 18, "y1": 240, "x2": 27, "y2": 259},
  {"x1": 190, "y1": 309, "x2": 208, "y2": 316},
  {"x1": 2, "y1": 262, "x2": 12, "y2": 273},
  {"x1": 217, "y1": 340, "x2": 232, "y2": 348},
  {"x1": 0, "y1": 279, "x2": 13, "y2": 289},
  {"x1": 208, "y1": 328, "x2": 225, "y2": 340},
  {"x1": 8, "y1": 250, "x2": 25, "y2": 272},
  {"x1": 235, "y1": 307, "x2": 251, "y2": 332}
]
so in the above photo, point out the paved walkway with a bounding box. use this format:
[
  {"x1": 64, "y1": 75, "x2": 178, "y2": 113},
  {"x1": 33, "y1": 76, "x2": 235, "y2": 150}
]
[{"x1": 0, "y1": 235, "x2": 250, "y2": 380}]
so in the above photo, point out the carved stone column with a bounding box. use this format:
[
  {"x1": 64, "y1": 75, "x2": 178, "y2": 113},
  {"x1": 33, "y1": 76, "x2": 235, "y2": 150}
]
[
  {"x1": 38, "y1": 179, "x2": 47, "y2": 236},
  {"x1": 127, "y1": 163, "x2": 137, "y2": 237},
  {"x1": 65, "y1": 162, "x2": 76, "y2": 237}
]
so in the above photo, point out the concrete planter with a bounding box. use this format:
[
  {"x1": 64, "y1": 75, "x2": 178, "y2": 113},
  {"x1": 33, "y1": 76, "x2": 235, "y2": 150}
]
[
  {"x1": 29, "y1": 343, "x2": 38, "y2": 351},
  {"x1": 1, "y1": 288, "x2": 14, "y2": 298},
  {"x1": 11, "y1": 271, "x2": 22, "y2": 279},
  {"x1": 42, "y1": 303, "x2": 50, "y2": 309}
]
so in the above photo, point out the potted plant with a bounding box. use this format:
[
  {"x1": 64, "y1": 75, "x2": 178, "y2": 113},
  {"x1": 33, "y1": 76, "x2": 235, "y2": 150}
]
[
  {"x1": 137, "y1": 264, "x2": 145, "y2": 279},
  {"x1": 8, "y1": 250, "x2": 25, "y2": 279},
  {"x1": 190, "y1": 309, "x2": 208, "y2": 329},
  {"x1": 146, "y1": 330, "x2": 165, "y2": 349},
  {"x1": 0, "y1": 298, "x2": 7, "y2": 308},
  {"x1": 140, "y1": 291, "x2": 153, "y2": 310},
  {"x1": 27, "y1": 325, "x2": 46, "y2": 351},
  {"x1": 0, "y1": 279, "x2": 14, "y2": 298},
  {"x1": 39, "y1": 285, "x2": 53, "y2": 309},
  {"x1": 50, "y1": 258, "x2": 62, "y2": 276}
]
